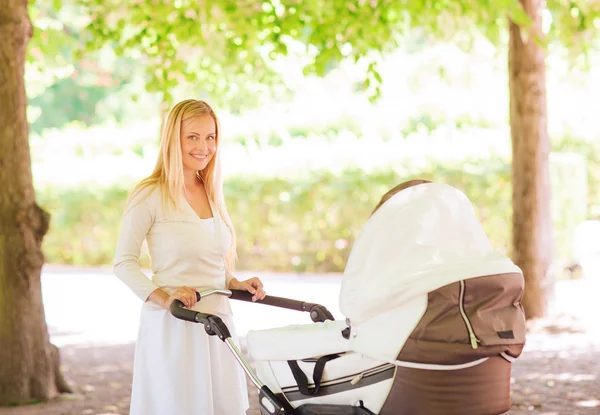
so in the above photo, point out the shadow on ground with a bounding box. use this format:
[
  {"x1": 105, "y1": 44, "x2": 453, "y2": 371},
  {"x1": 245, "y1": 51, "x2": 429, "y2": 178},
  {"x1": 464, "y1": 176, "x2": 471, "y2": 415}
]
[{"x1": 1, "y1": 328, "x2": 598, "y2": 415}]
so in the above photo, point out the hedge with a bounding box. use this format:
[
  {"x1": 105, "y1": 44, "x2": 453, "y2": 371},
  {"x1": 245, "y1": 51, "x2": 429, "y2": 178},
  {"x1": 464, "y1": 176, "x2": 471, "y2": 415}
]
[{"x1": 36, "y1": 153, "x2": 588, "y2": 274}]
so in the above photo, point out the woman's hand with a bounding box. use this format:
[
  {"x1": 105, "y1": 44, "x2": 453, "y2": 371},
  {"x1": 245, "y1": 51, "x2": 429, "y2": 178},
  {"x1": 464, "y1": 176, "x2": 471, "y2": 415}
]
[
  {"x1": 164, "y1": 286, "x2": 198, "y2": 309},
  {"x1": 228, "y1": 277, "x2": 266, "y2": 302}
]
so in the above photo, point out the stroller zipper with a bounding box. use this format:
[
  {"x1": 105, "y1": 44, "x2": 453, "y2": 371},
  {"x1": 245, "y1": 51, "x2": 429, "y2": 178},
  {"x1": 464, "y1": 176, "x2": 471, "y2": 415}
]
[
  {"x1": 349, "y1": 363, "x2": 394, "y2": 386},
  {"x1": 350, "y1": 373, "x2": 364, "y2": 385},
  {"x1": 459, "y1": 280, "x2": 481, "y2": 349}
]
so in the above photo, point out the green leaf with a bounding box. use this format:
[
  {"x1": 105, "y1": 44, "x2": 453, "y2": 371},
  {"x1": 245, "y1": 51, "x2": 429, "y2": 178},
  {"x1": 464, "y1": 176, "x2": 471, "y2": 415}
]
[{"x1": 33, "y1": 0, "x2": 600, "y2": 107}]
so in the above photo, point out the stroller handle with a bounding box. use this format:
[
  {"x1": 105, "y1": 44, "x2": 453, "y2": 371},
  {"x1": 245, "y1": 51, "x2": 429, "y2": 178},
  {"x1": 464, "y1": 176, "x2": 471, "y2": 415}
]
[
  {"x1": 168, "y1": 291, "x2": 227, "y2": 323},
  {"x1": 229, "y1": 289, "x2": 335, "y2": 323},
  {"x1": 169, "y1": 289, "x2": 335, "y2": 323}
]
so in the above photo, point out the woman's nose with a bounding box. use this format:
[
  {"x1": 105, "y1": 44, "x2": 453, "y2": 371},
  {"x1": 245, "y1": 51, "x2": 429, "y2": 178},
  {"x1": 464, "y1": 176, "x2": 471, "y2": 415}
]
[{"x1": 197, "y1": 138, "x2": 208, "y2": 150}]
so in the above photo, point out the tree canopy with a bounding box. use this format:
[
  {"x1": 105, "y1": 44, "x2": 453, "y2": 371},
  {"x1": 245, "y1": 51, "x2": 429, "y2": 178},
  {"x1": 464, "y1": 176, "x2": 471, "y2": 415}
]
[
  {"x1": 34, "y1": 0, "x2": 595, "y2": 105},
  {"x1": 25, "y1": 1, "x2": 600, "y2": 123}
]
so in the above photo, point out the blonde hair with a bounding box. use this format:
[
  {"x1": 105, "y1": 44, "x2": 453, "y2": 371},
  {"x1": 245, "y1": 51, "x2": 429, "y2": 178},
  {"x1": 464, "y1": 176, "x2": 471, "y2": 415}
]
[
  {"x1": 126, "y1": 99, "x2": 238, "y2": 271},
  {"x1": 371, "y1": 179, "x2": 432, "y2": 215}
]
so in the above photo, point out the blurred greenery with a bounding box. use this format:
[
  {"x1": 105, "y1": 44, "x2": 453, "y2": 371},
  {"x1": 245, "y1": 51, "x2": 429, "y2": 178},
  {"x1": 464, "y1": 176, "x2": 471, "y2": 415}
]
[
  {"x1": 25, "y1": 0, "x2": 600, "y2": 134},
  {"x1": 28, "y1": 35, "x2": 600, "y2": 274},
  {"x1": 23, "y1": 1, "x2": 600, "y2": 277},
  {"x1": 75, "y1": 0, "x2": 600, "y2": 105},
  {"x1": 554, "y1": 133, "x2": 600, "y2": 219},
  {"x1": 36, "y1": 152, "x2": 587, "y2": 274}
]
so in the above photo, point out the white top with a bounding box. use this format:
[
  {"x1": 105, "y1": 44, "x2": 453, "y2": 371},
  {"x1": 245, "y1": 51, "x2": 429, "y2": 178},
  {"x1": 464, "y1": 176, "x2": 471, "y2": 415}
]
[{"x1": 113, "y1": 186, "x2": 234, "y2": 315}]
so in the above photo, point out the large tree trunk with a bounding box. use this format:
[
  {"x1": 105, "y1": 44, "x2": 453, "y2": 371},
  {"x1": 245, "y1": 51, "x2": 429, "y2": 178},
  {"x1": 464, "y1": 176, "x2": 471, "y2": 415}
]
[
  {"x1": 508, "y1": 0, "x2": 553, "y2": 319},
  {"x1": 0, "y1": 0, "x2": 72, "y2": 406}
]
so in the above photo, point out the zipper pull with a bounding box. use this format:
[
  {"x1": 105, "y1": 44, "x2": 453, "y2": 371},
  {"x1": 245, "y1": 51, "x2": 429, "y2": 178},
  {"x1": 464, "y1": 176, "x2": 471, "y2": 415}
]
[
  {"x1": 350, "y1": 373, "x2": 365, "y2": 385},
  {"x1": 470, "y1": 333, "x2": 481, "y2": 349}
]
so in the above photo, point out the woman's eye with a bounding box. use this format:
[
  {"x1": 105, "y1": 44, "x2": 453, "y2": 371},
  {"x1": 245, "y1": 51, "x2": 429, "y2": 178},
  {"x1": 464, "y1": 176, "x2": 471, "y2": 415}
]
[
  {"x1": 188, "y1": 136, "x2": 197, "y2": 140},
  {"x1": 207, "y1": 135, "x2": 215, "y2": 140}
]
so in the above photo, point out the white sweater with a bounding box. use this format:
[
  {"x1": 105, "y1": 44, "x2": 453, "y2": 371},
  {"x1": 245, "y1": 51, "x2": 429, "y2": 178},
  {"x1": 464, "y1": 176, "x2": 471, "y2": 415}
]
[{"x1": 113, "y1": 186, "x2": 235, "y2": 315}]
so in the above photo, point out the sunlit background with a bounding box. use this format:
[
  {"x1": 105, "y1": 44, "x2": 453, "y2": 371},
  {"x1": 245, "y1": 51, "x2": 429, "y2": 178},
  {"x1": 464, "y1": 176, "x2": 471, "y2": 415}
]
[
  {"x1": 27, "y1": 31, "x2": 600, "y2": 276},
  {"x1": 9, "y1": 2, "x2": 600, "y2": 414}
]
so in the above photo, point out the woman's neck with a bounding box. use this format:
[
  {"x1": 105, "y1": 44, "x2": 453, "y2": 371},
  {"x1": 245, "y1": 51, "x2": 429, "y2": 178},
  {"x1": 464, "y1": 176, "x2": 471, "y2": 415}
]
[{"x1": 183, "y1": 169, "x2": 204, "y2": 197}]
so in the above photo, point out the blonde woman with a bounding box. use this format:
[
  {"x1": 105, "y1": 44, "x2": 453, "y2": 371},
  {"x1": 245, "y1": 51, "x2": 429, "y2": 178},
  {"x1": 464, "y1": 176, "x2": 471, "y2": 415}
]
[{"x1": 113, "y1": 99, "x2": 265, "y2": 414}]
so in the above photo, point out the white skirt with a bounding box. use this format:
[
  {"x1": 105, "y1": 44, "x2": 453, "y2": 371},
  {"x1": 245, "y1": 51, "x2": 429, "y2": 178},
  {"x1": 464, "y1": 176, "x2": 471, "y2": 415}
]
[{"x1": 129, "y1": 301, "x2": 250, "y2": 415}]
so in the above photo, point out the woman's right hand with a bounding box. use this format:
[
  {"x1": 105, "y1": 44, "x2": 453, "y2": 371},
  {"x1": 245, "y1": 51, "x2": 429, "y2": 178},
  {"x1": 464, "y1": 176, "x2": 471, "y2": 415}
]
[{"x1": 164, "y1": 286, "x2": 198, "y2": 309}]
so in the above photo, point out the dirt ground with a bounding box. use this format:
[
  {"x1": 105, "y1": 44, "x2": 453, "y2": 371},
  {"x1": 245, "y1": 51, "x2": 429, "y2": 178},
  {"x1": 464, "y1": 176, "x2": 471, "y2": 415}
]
[{"x1": 1, "y1": 313, "x2": 598, "y2": 415}]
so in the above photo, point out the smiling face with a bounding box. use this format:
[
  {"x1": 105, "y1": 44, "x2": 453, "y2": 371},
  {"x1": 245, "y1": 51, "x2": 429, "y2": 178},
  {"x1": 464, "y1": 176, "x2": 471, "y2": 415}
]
[{"x1": 180, "y1": 114, "x2": 217, "y2": 174}]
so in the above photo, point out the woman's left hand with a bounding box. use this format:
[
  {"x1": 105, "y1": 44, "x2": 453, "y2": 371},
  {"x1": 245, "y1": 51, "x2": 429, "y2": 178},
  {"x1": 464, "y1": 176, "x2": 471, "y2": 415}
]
[{"x1": 228, "y1": 277, "x2": 266, "y2": 302}]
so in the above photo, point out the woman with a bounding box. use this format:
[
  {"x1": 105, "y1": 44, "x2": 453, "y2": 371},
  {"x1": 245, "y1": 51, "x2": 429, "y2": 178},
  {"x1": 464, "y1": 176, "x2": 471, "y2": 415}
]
[{"x1": 113, "y1": 99, "x2": 265, "y2": 414}]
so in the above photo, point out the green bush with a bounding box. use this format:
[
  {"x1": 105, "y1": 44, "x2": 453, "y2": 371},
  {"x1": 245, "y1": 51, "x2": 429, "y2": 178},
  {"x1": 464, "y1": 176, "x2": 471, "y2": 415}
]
[
  {"x1": 36, "y1": 152, "x2": 587, "y2": 273},
  {"x1": 226, "y1": 160, "x2": 513, "y2": 273},
  {"x1": 550, "y1": 153, "x2": 588, "y2": 262},
  {"x1": 38, "y1": 185, "x2": 132, "y2": 266},
  {"x1": 553, "y1": 134, "x2": 600, "y2": 218}
]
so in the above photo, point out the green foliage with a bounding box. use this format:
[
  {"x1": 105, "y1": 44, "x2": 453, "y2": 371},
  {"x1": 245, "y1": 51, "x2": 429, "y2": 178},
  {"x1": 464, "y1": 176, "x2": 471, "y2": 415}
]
[
  {"x1": 545, "y1": 0, "x2": 600, "y2": 58},
  {"x1": 70, "y1": 0, "x2": 600, "y2": 105},
  {"x1": 38, "y1": 185, "x2": 131, "y2": 266},
  {"x1": 28, "y1": 71, "x2": 120, "y2": 133},
  {"x1": 36, "y1": 153, "x2": 586, "y2": 273},
  {"x1": 26, "y1": 2, "x2": 154, "y2": 133},
  {"x1": 553, "y1": 133, "x2": 600, "y2": 218},
  {"x1": 25, "y1": 0, "x2": 600, "y2": 275},
  {"x1": 78, "y1": 0, "x2": 283, "y2": 105},
  {"x1": 28, "y1": 2, "x2": 79, "y2": 70},
  {"x1": 71, "y1": 0, "x2": 541, "y2": 104},
  {"x1": 549, "y1": 152, "x2": 589, "y2": 261},
  {"x1": 226, "y1": 160, "x2": 514, "y2": 272},
  {"x1": 27, "y1": 0, "x2": 600, "y2": 130}
]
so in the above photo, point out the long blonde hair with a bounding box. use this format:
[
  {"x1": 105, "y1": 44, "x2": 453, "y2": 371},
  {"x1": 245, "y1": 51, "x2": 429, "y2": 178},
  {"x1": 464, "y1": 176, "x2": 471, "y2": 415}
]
[{"x1": 126, "y1": 99, "x2": 238, "y2": 271}]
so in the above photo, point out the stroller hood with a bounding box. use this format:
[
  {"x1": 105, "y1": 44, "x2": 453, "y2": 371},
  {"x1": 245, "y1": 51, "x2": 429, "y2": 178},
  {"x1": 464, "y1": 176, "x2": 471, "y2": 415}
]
[{"x1": 339, "y1": 182, "x2": 521, "y2": 327}]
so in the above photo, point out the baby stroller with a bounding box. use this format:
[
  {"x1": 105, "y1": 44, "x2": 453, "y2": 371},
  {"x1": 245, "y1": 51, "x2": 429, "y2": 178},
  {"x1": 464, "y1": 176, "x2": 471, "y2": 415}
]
[{"x1": 171, "y1": 182, "x2": 526, "y2": 415}]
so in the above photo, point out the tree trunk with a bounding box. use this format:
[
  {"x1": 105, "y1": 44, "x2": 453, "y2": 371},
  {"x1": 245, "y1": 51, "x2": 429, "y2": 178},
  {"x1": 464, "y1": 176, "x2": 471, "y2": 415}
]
[
  {"x1": 508, "y1": 0, "x2": 553, "y2": 319},
  {"x1": 0, "y1": 0, "x2": 72, "y2": 406}
]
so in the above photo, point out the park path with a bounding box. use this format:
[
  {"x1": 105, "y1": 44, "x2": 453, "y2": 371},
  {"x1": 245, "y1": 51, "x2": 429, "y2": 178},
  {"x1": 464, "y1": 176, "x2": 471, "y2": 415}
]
[{"x1": 0, "y1": 265, "x2": 599, "y2": 414}]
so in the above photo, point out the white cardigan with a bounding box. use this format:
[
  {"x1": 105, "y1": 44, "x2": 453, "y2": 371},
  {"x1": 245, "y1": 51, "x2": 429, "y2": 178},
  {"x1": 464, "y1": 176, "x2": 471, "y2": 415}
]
[{"x1": 113, "y1": 186, "x2": 235, "y2": 315}]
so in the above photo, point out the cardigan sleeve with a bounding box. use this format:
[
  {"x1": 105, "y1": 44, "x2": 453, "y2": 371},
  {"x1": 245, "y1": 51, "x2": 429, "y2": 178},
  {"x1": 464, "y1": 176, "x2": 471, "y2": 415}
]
[
  {"x1": 113, "y1": 191, "x2": 161, "y2": 301},
  {"x1": 225, "y1": 268, "x2": 236, "y2": 288}
]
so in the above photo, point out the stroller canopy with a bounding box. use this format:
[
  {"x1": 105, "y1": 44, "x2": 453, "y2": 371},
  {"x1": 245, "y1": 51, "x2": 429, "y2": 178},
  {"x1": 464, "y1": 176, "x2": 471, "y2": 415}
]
[{"x1": 340, "y1": 182, "x2": 521, "y2": 328}]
